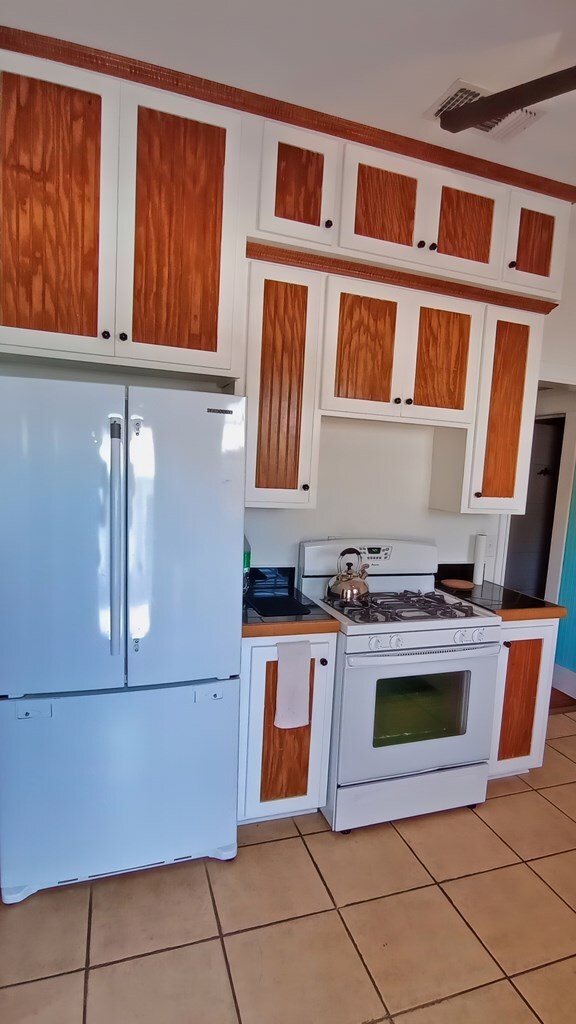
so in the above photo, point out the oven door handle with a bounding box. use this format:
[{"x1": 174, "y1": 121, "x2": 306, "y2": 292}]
[{"x1": 346, "y1": 643, "x2": 501, "y2": 667}]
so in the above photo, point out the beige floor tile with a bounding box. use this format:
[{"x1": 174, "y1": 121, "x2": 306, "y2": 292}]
[
  {"x1": 294, "y1": 811, "x2": 331, "y2": 834},
  {"x1": 390, "y1": 980, "x2": 538, "y2": 1023},
  {"x1": 90, "y1": 861, "x2": 217, "y2": 965},
  {"x1": 566, "y1": 711, "x2": 576, "y2": 721},
  {"x1": 0, "y1": 885, "x2": 89, "y2": 986},
  {"x1": 515, "y1": 956, "x2": 576, "y2": 1023},
  {"x1": 530, "y1": 849, "x2": 576, "y2": 910},
  {"x1": 548, "y1": 734, "x2": 576, "y2": 763},
  {"x1": 305, "y1": 823, "x2": 431, "y2": 905},
  {"x1": 395, "y1": 808, "x2": 519, "y2": 881},
  {"x1": 225, "y1": 910, "x2": 384, "y2": 1024},
  {"x1": 0, "y1": 972, "x2": 85, "y2": 1024},
  {"x1": 547, "y1": 714, "x2": 576, "y2": 739},
  {"x1": 487, "y1": 775, "x2": 531, "y2": 798},
  {"x1": 525, "y1": 745, "x2": 576, "y2": 789},
  {"x1": 540, "y1": 780, "x2": 576, "y2": 821},
  {"x1": 444, "y1": 863, "x2": 576, "y2": 974},
  {"x1": 238, "y1": 817, "x2": 298, "y2": 846},
  {"x1": 475, "y1": 791, "x2": 576, "y2": 858},
  {"x1": 207, "y1": 837, "x2": 331, "y2": 932},
  {"x1": 342, "y1": 885, "x2": 501, "y2": 1014},
  {"x1": 87, "y1": 941, "x2": 236, "y2": 1024}
]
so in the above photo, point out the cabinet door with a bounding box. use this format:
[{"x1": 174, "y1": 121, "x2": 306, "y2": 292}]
[
  {"x1": 115, "y1": 85, "x2": 241, "y2": 370},
  {"x1": 490, "y1": 622, "x2": 558, "y2": 777},
  {"x1": 503, "y1": 191, "x2": 570, "y2": 294},
  {"x1": 469, "y1": 307, "x2": 543, "y2": 512},
  {"x1": 405, "y1": 294, "x2": 484, "y2": 424},
  {"x1": 259, "y1": 122, "x2": 340, "y2": 245},
  {"x1": 243, "y1": 640, "x2": 334, "y2": 819},
  {"x1": 425, "y1": 173, "x2": 508, "y2": 280},
  {"x1": 245, "y1": 262, "x2": 323, "y2": 507},
  {"x1": 0, "y1": 52, "x2": 119, "y2": 357},
  {"x1": 320, "y1": 276, "x2": 413, "y2": 418},
  {"x1": 339, "y1": 145, "x2": 433, "y2": 263}
]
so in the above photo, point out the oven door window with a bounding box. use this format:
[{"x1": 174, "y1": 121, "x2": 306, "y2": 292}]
[{"x1": 373, "y1": 671, "x2": 471, "y2": 747}]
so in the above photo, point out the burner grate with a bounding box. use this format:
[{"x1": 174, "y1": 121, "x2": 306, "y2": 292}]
[{"x1": 328, "y1": 589, "x2": 478, "y2": 624}]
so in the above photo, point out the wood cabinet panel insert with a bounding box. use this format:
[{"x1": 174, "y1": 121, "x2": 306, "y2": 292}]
[
  {"x1": 260, "y1": 659, "x2": 315, "y2": 801},
  {"x1": 482, "y1": 320, "x2": 529, "y2": 498},
  {"x1": 498, "y1": 638, "x2": 543, "y2": 759},
  {"x1": 0, "y1": 71, "x2": 101, "y2": 335},
  {"x1": 132, "y1": 106, "x2": 225, "y2": 350},
  {"x1": 413, "y1": 307, "x2": 471, "y2": 409},
  {"x1": 274, "y1": 142, "x2": 324, "y2": 226},
  {"x1": 335, "y1": 292, "x2": 397, "y2": 402},
  {"x1": 515, "y1": 208, "x2": 555, "y2": 277},
  {"x1": 255, "y1": 279, "x2": 308, "y2": 489},
  {"x1": 437, "y1": 187, "x2": 494, "y2": 264},
  {"x1": 354, "y1": 165, "x2": 417, "y2": 246}
]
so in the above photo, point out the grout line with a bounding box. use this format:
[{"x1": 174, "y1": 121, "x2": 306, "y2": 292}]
[
  {"x1": 0, "y1": 968, "x2": 85, "y2": 993},
  {"x1": 203, "y1": 861, "x2": 243, "y2": 1024},
  {"x1": 389, "y1": 977, "x2": 544, "y2": 1022},
  {"x1": 82, "y1": 886, "x2": 93, "y2": 1024},
  {"x1": 84, "y1": 933, "x2": 221, "y2": 973},
  {"x1": 300, "y1": 832, "x2": 390, "y2": 1019}
]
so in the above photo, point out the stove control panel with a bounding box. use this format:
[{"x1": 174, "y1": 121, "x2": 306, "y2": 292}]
[
  {"x1": 454, "y1": 628, "x2": 486, "y2": 644},
  {"x1": 368, "y1": 634, "x2": 405, "y2": 650}
]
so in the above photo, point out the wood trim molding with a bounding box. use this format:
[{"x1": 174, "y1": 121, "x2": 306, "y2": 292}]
[
  {"x1": 1, "y1": 25, "x2": 576, "y2": 203},
  {"x1": 245, "y1": 242, "x2": 558, "y2": 314}
]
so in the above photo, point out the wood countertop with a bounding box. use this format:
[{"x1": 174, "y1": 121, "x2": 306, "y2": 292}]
[{"x1": 242, "y1": 618, "x2": 340, "y2": 638}]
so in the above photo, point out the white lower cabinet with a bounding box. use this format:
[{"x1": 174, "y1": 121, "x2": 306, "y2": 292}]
[
  {"x1": 489, "y1": 619, "x2": 559, "y2": 778},
  {"x1": 238, "y1": 632, "x2": 337, "y2": 821}
]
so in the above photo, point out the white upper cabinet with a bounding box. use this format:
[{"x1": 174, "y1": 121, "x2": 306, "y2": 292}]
[
  {"x1": 502, "y1": 190, "x2": 571, "y2": 295},
  {"x1": 258, "y1": 122, "x2": 342, "y2": 245},
  {"x1": 339, "y1": 144, "x2": 509, "y2": 281}
]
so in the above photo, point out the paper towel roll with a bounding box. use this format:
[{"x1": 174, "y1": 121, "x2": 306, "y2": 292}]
[{"x1": 473, "y1": 534, "x2": 487, "y2": 586}]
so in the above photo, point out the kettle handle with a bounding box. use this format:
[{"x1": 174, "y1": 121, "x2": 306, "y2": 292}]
[{"x1": 337, "y1": 547, "x2": 362, "y2": 574}]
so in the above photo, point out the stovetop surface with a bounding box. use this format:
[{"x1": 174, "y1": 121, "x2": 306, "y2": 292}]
[{"x1": 325, "y1": 589, "x2": 483, "y2": 625}]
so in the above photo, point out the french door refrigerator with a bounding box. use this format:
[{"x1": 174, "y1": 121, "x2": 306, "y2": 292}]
[{"x1": 0, "y1": 377, "x2": 245, "y2": 903}]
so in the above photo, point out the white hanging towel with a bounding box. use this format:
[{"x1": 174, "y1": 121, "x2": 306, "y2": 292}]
[{"x1": 274, "y1": 641, "x2": 312, "y2": 729}]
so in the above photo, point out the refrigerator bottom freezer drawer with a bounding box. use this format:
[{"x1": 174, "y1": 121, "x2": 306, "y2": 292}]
[{"x1": 0, "y1": 680, "x2": 240, "y2": 903}]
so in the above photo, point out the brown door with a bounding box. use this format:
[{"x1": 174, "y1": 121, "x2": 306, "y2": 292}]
[
  {"x1": 131, "y1": 105, "x2": 227, "y2": 351},
  {"x1": 412, "y1": 306, "x2": 472, "y2": 410},
  {"x1": 436, "y1": 186, "x2": 495, "y2": 265},
  {"x1": 260, "y1": 659, "x2": 315, "y2": 802},
  {"x1": 514, "y1": 207, "x2": 556, "y2": 278},
  {"x1": 334, "y1": 291, "x2": 399, "y2": 403},
  {"x1": 481, "y1": 320, "x2": 530, "y2": 499},
  {"x1": 0, "y1": 71, "x2": 102, "y2": 337},
  {"x1": 274, "y1": 142, "x2": 325, "y2": 228},
  {"x1": 354, "y1": 163, "x2": 418, "y2": 247},
  {"x1": 498, "y1": 639, "x2": 543, "y2": 760}
]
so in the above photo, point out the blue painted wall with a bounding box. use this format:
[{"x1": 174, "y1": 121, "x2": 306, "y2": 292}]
[{"x1": 556, "y1": 471, "x2": 576, "y2": 669}]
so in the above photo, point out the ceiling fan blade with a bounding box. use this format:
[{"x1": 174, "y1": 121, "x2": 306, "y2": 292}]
[{"x1": 440, "y1": 64, "x2": 576, "y2": 133}]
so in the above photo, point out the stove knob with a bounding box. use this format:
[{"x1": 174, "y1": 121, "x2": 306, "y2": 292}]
[
  {"x1": 389, "y1": 634, "x2": 404, "y2": 650},
  {"x1": 472, "y1": 628, "x2": 485, "y2": 643},
  {"x1": 369, "y1": 635, "x2": 387, "y2": 651},
  {"x1": 454, "y1": 629, "x2": 467, "y2": 644}
]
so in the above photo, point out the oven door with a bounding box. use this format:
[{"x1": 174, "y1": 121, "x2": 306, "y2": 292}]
[{"x1": 338, "y1": 644, "x2": 500, "y2": 784}]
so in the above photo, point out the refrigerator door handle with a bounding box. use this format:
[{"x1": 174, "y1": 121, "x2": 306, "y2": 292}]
[{"x1": 109, "y1": 420, "x2": 123, "y2": 656}]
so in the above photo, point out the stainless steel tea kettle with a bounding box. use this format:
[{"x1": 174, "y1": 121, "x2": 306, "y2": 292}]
[{"x1": 327, "y1": 547, "x2": 370, "y2": 602}]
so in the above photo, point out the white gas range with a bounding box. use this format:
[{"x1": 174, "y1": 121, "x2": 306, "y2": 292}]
[{"x1": 298, "y1": 539, "x2": 502, "y2": 832}]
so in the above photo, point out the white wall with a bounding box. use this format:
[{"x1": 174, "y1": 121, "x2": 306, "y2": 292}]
[
  {"x1": 541, "y1": 209, "x2": 576, "y2": 386},
  {"x1": 245, "y1": 415, "x2": 500, "y2": 573}
]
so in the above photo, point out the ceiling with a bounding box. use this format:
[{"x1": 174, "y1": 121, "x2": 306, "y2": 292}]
[{"x1": 2, "y1": 0, "x2": 576, "y2": 181}]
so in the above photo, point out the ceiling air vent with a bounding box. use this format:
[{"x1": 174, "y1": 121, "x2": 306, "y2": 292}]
[{"x1": 424, "y1": 79, "x2": 543, "y2": 141}]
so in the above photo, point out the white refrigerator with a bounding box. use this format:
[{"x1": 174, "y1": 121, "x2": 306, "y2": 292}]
[{"x1": 0, "y1": 377, "x2": 246, "y2": 903}]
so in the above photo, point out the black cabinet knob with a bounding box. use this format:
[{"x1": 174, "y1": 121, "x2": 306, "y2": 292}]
[
  {"x1": 508, "y1": 260, "x2": 517, "y2": 269},
  {"x1": 324, "y1": 219, "x2": 333, "y2": 228},
  {"x1": 429, "y1": 242, "x2": 438, "y2": 251},
  {"x1": 320, "y1": 658, "x2": 328, "y2": 666},
  {"x1": 393, "y1": 397, "x2": 402, "y2": 404},
  {"x1": 101, "y1": 330, "x2": 111, "y2": 339},
  {"x1": 301, "y1": 483, "x2": 310, "y2": 492},
  {"x1": 405, "y1": 398, "x2": 414, "y2": 405},
  {"x1": 474, "y1": 491, "x2": 483, "y2": 498},
  {"x1": 503, "y1": 641, "x2": 512, "y2": 648},
  {"x1": 119, "y1": 332, "x2": 128, "y2": 341},
  {"x1": 417, "y1": 240, "x2": 426, "y2": 248}
]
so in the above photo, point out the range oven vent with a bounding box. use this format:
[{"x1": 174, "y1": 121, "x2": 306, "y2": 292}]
[{"x1": 424, "y1": 79, "x2": 543, "y2": 141}]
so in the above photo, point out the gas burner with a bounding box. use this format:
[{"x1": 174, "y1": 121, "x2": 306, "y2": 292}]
[{"x1": 327, "y1": 588, "x2": 479, "y2": 624}]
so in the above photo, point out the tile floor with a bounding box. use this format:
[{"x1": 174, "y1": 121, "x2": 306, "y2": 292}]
[{"x1": 4, "y1": 716, "x2": 576, "y2": 1021}]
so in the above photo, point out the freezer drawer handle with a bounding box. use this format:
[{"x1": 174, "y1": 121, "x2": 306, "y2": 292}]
[{"x1": 109, "y1": 419, "x2": 123, "y2": 656}]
